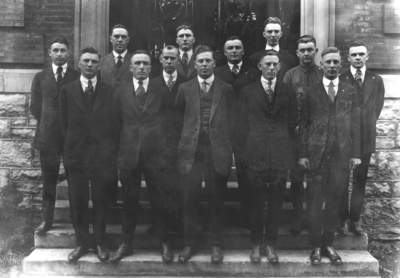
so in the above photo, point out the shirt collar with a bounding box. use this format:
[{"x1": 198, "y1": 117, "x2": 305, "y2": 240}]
[
  {"x1": 228, "y1": 61, "x2": 243, "y2": 71},
  {"x1": 299, "y1": 62, "x2": 316, "y2": 72},
  {"x1": 350, "y1": 66, "x2": 366, "y2": 78},
  {"x1": 180, "y1": 49, "x2": 193, "y2": 59},
  {"x1": 113, "y1": 50, "x2": 127, "y2": 59},
  {"x1": 133, "y1": 77, "x2": 149, "y2": 91},
  {"x1": 265, "y1": 45, "x2": 280, "y2": 52},
  {"x1": 323, "y1": 76, "x2": 339, "y2": 87},
  {"x1": 197, "y1": 74, "x2": 214, "y2": 85},
  {"x1": 261, "y1": 76, "x2": 277, "y2": 90},
  {"x1": 52, "y1": 63, "x2": 67, "y2": 75},
  {"x1": 163, "y1": 70, "x2": 178, "y2": 82},
  {"x1": 80, "y1": 75, "x2": 97, "y2": 90}
]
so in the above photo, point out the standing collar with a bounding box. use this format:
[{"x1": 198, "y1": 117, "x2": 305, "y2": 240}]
[
  {"x1": 133, "y1": 77, "x2": 149, "y2": 90},
  {"x1": 163, "y1": 70, "x2": 178, "y2": 82},
  {"x1": 113, "y1": 50, "x2": 127, "y2": 58},
  {"x1": 52, "y1": 63, "x2": 67, "y2": 74},
  {"x1": 80, "y1": 75, "x2": 97, "y2": 90},
  {"x1": 323, "y1": 76, "x2": 339, "y2": 87},
  {"x1": 350, "y1": 65, "x2": 366, "y2": 77},
  {"x1": 197, "y1": 74, "x2": 214, "y2": 85},
  {"x1": 227, "y1": 61, "x2": 243, "y2": 71},
  {"x1": 265, "y1": 45, "x2": 280, "y2": 52},
  {"x1": 180, "y1": 49, "x2": 193, "y2": 59},
  {"x1": 261, "y1": 76, "x2": 277, "y2": 90}
]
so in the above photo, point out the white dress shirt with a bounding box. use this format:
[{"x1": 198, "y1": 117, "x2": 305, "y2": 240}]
[
  {"x1": 261, "y1": 76, "x2": 277, "y2": 91},
  {"x1": 180, "y1": 49, "x2": 193, "y2": 61},
  {"x1": 197, "y1": 75, "x2": 214, "y2": 93},
  {"x1": 113, "y1": 50, "x2": 127, "y2": 64},
  {"x1": 323, "y1": 77, "x2": 339, "y2": 96},
  {"x1": 265, "y1": 45, "x2": 280, "y2": 52},
  {"x1": 133, "y1": 77, "x2": 149, "y2": 94},
  {"x1": 228, "y1": 61, "x2": 243, "y2": 72},
  {"x1": 80, "y1": 75, "x2": 97, "y2": 92},
  {"x1": 163, "y1": 70, "x2": 178, "y2": 84},
  {"x1": 350, "y1": 65, "x2": 366, "y2": 83},
  {"x1": 52, "y1": 63, "x2": 67, "y2": 80}
]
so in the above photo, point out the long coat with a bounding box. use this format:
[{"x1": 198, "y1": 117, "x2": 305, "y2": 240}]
[{"x1": 99, "y1": 52, "x2": 133, "y2": 87}]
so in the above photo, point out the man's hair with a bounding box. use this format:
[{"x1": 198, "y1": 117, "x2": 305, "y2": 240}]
[
  {"x1": 224, "y1": 36, "x2": 243, "y2": 48},
  {"x1": 297, "y1": 35, "x2": 316, "y2": 47},
  {"x1": 132, "y1": 49, "x2": 152, "y2": 64},
  {"x1": 80, "y1": 46, "x2": 100, "y2": 59},
  {"x1": 321, "y1": 47, "x2": 341, "y2": 58},
  {"x1": 50, "y1": 37, "x2": 69, "y2": 49},
  {"x1": 176, "y1": 24, "x2": 194, "y2": 35},
  {"x1": 259, "y1": 49, "x2": 280, "y2": 62},
  {"x1": 194, "y1": 45, "x2": 215, "y2": 61},
  {"x1": 350, "y1": 40, "x2": 367, "y2": 49},
  {"x1": 111, "y1": 24, "x2": 129, "y2": 35},
  {"x1": 162, "y1": 45, "x2": 180, "y2": 57},
  {"x1": 263, "y1": 17, "x2": 282, "y2": 29}
]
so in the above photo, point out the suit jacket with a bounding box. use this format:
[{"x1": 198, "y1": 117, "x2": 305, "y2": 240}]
[
  {"x1": 115, "y1": 79, "x2": 169, "y2": 169},
  {"x1": 99, "y1": 52, "x2": 133, "y2": 87},
  {"x1": 30, "y1": 66, "x2": 80, "y2": 153},
  {"x1": 239, "y1": 80, "x2": 297, "y2": 172},
  {"x1": 339, "y1": 69, "x2": 385, "y2": 154},
  {"x1": 298, "y1": 81, "x2": 361, "y2": 169},
  {"x1": 175, "y1": 77, "x2": 235, "y2": 176},
  {"x1": 59, "y1": 79, "x2": 118, "y2": 169},
  {"x1": 176, "y1": 54, "x2": 197, "y2": 80},
  {"x1": 249, "y1": 49, "x2": 296, "y2": 83}
]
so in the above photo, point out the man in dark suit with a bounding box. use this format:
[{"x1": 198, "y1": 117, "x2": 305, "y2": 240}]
[
  {"x1": 214, "y1": 36, "x2": 260, "y2": 228},
  {"x1": 110, "y1": 50, "x2": 174, "y2": 263},
  {"x1": 239, "y1": 50, "x2": 296, "y2": 264},
  {"x1": 175, "y1": 45, "x2": 235, "y2": 264},
  {"x1": 175, "y1": 24, "x2": 197, "y2": 80},
  {"x1": 298, "y1": 47, "x2": 361, "y2": 265},
  {"x1": 60, "y1": 46, "x2": 118, "y2": 262},
  {"x1": 30, "y1": 37, "x2": 80, "y2": 236},
  {"x1": 337, "y1": 40, "x2": 385, "y2": 236},
  {"x1": 151, "y1": 45, "x2": 186, "y2": 233},
  {"x1": 249, "y1": 17, "x2": 295, "y2": 82},
  {"x1": 283, "y1": 35, "x2": 323, "y2": 235}
]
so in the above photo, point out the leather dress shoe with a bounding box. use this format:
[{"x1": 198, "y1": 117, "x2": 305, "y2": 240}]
[
  {"x1": 310, "y1": 247, "x2": 321, "y2": 265},
  {"x1": 211, "y1": 245, "x2": 223, "y2": 264},
  {"x1": 322, "y1": 246, "x2": 342, "y2": 264},
  {"x1": 178, "y1": 246, "x2": 196, "y2": 263},
  {"x1": 68, "y1": 246, "x2": 89, "y2": 262},
  {"x1": 110, "y1": 243, "x2": 134, "y2": 262},
  {"x1": 35, "y1": 221, "x2": 52, "y2": 236},
  {"x1": 336, "y1": 220, "x2": 348, "y2": 235},
  {"x1": 160, "y1": 242, "x2": 174, "y2": 263},
  {"x1": 250, "y1": 245, "x2": 261, "y2": 263},
  {"x1": 94, "y1": 245, "x2": 109, "y2": 262},
  {"x1": 348, "y1": 221, "x2": 365, "y2": 236},
  {"x1": 263, "y1": 245, "x2": 279, "y2": 264}
]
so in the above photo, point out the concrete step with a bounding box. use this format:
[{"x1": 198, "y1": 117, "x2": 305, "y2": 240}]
[
  {"x1": 53, "y1": 200, "x2": 307, "y2": 225},
  {"x1": 35, "y1": 223, "x2": 368, "y2": 250},
  {"x1": 22, "y1": 249, "x2": 379, "y2": 277}
]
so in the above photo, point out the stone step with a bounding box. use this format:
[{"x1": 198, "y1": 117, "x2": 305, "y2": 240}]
[
  {"x1": 20, "y1": 276, "x2": 381, "y2": 278},
  {"x1": 35, "y1": 223, "x2": 368, "y2": 250},
  {"x1": 53, "y1": 200, "x2": 307, "y2": 225},
  {"x1": 22, "y1": 249, "x2": 379, "y2": 277}
]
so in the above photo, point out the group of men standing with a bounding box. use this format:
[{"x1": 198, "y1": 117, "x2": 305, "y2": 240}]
[{"x1": 31, "y1": 16, "x2": 385, "y2": 266}]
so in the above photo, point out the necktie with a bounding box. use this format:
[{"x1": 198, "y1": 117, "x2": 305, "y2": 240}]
[
  {"x1": 354, "y1": 69, "x2": 363, "y2": 87},
  {"x1": 56, "y1": 66, "x2": 63, "y2": 86},
  {"x1": 232, "y1": 64, "x2": 239, "y2": 75},
  {"x1": 116, "y1": 55, "x2": 122, "y2": 69},
  {"x1": 201, "y1": 81, "x2": 208, "y2": 94},
  {"x1": 85, "y1": 79, "x2": 94, "y2": 99},
  {"x1": 328, "y1": 81, "x2": 335, "y2": 103},
  {"x1": 167, "y1": 75, "x2": 174, "y2": 91},
  {"x1": 136, "y1": 80, "x2": 146, "y2": 96},
  {"x1": 265, "y1": 80, "x2": 273, "y2": 102},
  {"x1": 181, "y1": 52, "x2": 189, "y2": 74}
]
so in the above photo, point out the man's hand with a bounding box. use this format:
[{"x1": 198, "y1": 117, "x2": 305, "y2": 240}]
[
  {"x1": 298, "y1": 157, "x2": 310, "y2": 170},
  {"x1": 349, "y1": 158, "x2": 361, "y2": 170}
]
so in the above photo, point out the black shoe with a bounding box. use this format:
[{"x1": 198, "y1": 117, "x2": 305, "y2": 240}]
[
  {"x1": 110, "y1": 243, "x2": 134, "y2": 262},
  {"x1": 35, "y1": 221, "x2": 52, "y2": 236},
  {"x1": 310, "y1": 247, "x2": 321, "y2": 265},
  {"x1": 68, "y1": 246, "x2": 89, "y2": 262},
  {"x1": 160, "y1": 242, "x2": 174, "y2": 263},
  {"x1": 263, "y1": 245, "x2": 279, "y2": 264},
  {"x1": 250, "y1": 245, "x2": 261, "y2": 263},
  {"x1": 290, "y1": 216, "x2": 303, "y2": 235},
  {"x1": 94, "y1": 245, "x2": 109, "y2": 262},
  {"x1": 336, "y1": 220, "x2": 348, "y2": 235},
  {"x1": 178, "y1": 246, "x2": 196, "y2": 263},
  {"x1": 322, "y1": 246, "x2": 342, "y2": 265},
  {"x1": 211, "y1": 245, "x2": 223, "y2": 264},
  {"x1": 348, "y1": 221, "x2": 365, "y2": 236}
]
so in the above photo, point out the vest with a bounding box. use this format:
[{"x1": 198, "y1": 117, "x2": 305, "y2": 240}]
[
  {"x1": 132, "y1": 83, "x2": 147, "y2": 115},
  {"x1": 198, "y1": 82, "x2": 214, "y2": 144}
]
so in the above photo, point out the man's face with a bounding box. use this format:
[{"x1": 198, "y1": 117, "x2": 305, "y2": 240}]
[
  {"x1": 130, "y1": 54, "x2": 151, "y2": 80},
  {"x1": 263, "y1": 23, "x2": 282, "y2": 47},
  {"x1": 258, "y1": 55, "x2": 281, "y2": 80},
  {"x1": 194, "y1": 51, "x2": 215, "y2": 79},
  {"x1": 348, "y1": 46, "x2": 369, "y2": 69},
  {"x1": 321, "y1": 52, "x2": 342, "y2": 80},
  {"x1": 48, "y1": 43, "x2": 70, "y2": 66},
  {"x1": 110, "y1": 28, "x2": 130, "y2": 54},
  {"x1": 176, "y1": 29, "x2": 195, "y2": 52},
  {"x1": 160, "y1": 48, "x2": 179, "y2": 74},
  {"x1": 296, "y1": 42, "x2": 318, "y2": 66},
  {"x1": 78, "y1": 53, "x2": 100, "y2": 79},
  {"x1": 224, "y1": 39, "x2": 244, "y2": 64}
]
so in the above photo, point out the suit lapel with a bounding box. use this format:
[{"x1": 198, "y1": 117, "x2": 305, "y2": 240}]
[
  {"x1": 176, "y1": 63, "x2": 184, "y2": 76},
  {"x1": 143, "y1": 82, "x2": 157, "y2": 113},
  {"x1": 254, "y1": 81, "x2": 270, "y2": 113},
  {"x1": 336, "y1": 81, "x2": 345, "y2": 106},
  {"x1": 363, "y1": 70, "x2": 373, "y2": 105},
  {"x1": 71, "y1": 80, "x2": 89, "y2": 115},
  {"x1": 317, "y1": 82, "x2": 329, "y2": 110},
  {"x1": 45, "y1": 68, "x2": 58, "y2": 89},
  {"x1": 124, "y1": 82, "x2": 140, "y2": 116},
  {"x1": 118, "y1": 53, "x2": 131, "y2": 78},
  {"x1": 272, "y1": 81, "x2": 284, "y2": 115},
  {"x1": 220, "y1": 65, "x2": 235, "y2": 85},
  {"x1": 92, "y1": 82, "x2": 106, "y2": 114},
  {"x1": 210, "y1": 78, "x2": 223, "y2": 123},
  {"x1": 187, "y1": 56, "x2": 196, "y2": 78},
  {"x1": 105, "y1": 54, "x2": 119, "y2": 76},
  {"x1": 62, "y1": 67, "x2": 76, "y2": 87},
  {"x1": 188, "y1": 79, "x2": 201, "y2": 121},
  {"x1": 235, "y1": 65, "x2": 250, "y2": 90}
]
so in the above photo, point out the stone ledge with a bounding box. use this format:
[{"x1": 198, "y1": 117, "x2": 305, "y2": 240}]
[{"x1": 0, "y1": 69, "x2": 41, "y2": 93}]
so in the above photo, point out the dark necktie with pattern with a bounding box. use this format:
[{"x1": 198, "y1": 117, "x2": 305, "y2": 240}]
[
  {"x1": 85, "y1": 79, "x2": 94, "y2": 99},
  {"x1": 232, "y1": 64, "x2": 239, "y2": 75},
  {"x1": 167, "y1": 74, "x2": 174, "y2": 91},
  {"x1": 265, "y1": 80, "x2": 273, "y2": 103},
  {"x1": 181, "y1": 52, "x2": 189, "y2": 74},
  {"x1": 354, "y1": 69, "x2": 363, "y2": 87},
  {"x1": 201, "y1": 80, "x2": 208, "y2": 94},
  {"x1": 328, "y1": 81, "x2": 335, "y2": 103},
  {"x1": 56, "y1": 66, "x2": 63, "y2": 86},
  {"x1": 116, "y1": 55, "x2": 122, "y2": 69},
  {"x1": 136, "y1": 80, "x2": 146, "y2": 105}
]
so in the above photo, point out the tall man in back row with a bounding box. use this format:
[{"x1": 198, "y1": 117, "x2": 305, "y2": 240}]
[
  {"x1": 337, "y1": 41, "x2": 385, "y2": 236},
  {"x1": 175, "y1": 24, "x2": 197, "y2": 80},
  {"x1": 283, "y1": 35, "x2": 323, "y2": 235}
]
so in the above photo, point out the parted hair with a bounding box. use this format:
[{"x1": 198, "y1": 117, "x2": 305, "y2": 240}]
[
  {"x1": 193, "y1": 45, "x2": 216, "y2": 60},
  {"x1": 263, "y1": 17, "x2": 282, "y2": 29},
  {"x1": 259, "y1": 49, "x2": 280, "y2": 62},
  {"x1": 111, "y1": 24, "x2": 129, "y2": 35},
  {"x1": 80, "y1": 46, "x2": 100, "y2": 59},
  {"x1": 224, "y1": 36, "x2": 243, "y2": 48},
  {"x1": 297, "y1": 35, "x2": 317, "y2": 47},
  {"x1": 132, "y1": 49, "x2": 152, "y2": 64},
  {"x1": 162, "y1": 45, "x2": 180, "y2": 56},
  {"x1": 176, "y1": 24, "x2": 194, "y2": 35},
  {"x1": 50, "y1": 37, "x2": 69, "y2": 49},
  {"x1": 350, "y1": 40, "x2": 367, "y2": 49},
  {"x1": 321, "y1": 47, "x2": 341, "y2": 58}
]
